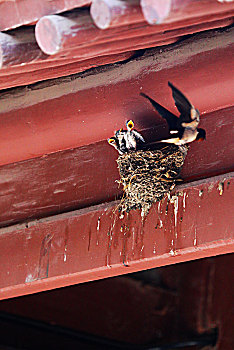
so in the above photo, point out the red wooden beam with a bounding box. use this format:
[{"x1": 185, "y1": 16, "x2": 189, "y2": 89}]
[
  {"x1": 0, "y1": 275, "x2": 178, "y2": 345},
  {"x1": 0, "y1": 51, "x2": 135, "y2": 88},
  {"x1": 35, "y1": 6, "x2": 233, "y2": 56},
  {"x1": 0, "y1": 106, "x2": 233, "y2": 227},
  {"x1": 0, "y1": 27, "x2": 233, "y2": 167},
  {"x1": 0, "y1": 173, "x2": 233, "y2": 300},
  {"x1": 176, "y1": 255, "x2": 234, "y2": 349},
  {"x1": 2, "y1": 15, "x2": 231, "y2": 72},
  {"x1": 0, "y1": 19, "x2": 232, "y2": 90},
  {"x1": 0, "y1": 0, "x2": 91, "y2": 31},
  {"x1": 0, "y1": 256, "x2": 232, "y2": 347},
  {"x1": 0, "y1": 27, "x2": 46, "y2": 69},
  {"x1": 140, "y1": 0, "x2": 234, "y2": 25},
  {"x1": 35, "y1": 10, "x2": 95, "y2": 55}
]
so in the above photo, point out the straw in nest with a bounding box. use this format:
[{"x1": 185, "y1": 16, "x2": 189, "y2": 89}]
[{"x1": 116, "y1": 144, "x2": 188, "y2": 217}]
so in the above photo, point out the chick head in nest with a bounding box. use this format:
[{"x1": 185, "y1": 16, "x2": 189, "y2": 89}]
[{"x1": 116, "y1": 145, "x2": 188, "y2": 217}]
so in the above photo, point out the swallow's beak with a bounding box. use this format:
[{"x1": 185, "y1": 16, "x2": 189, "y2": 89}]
[
  {"x1": 108, "y1": 138, "x2": 116, "y2": 145},
  {"x1": 127, "y1": 120, "x2": 134, "y2": 130}
]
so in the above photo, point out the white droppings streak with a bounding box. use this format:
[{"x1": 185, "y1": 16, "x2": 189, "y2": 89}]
[
  {"x1": 159, "y1": 220, "x2": 163, "y2": 228},
  {"x1": 25, "y1": 274, "x2": 34, "y2": 283},
  {"x1": 194, "y1": 228, "x2": 197, "y2": 246},
  {"x1": 153, "y1": 245, "x2": 156, "y2": 254},
  {"x1": 141, "y1": 245, "x2": 144, "y2": 253},
  {"x1": 132, "y1": 228, "x2": 135, "y2": 251},
  {"x1": 158, "y1": 202, "x2": 161, "y2": 213},
  {"x1": 169, "y1": 249, "x2": 175, "y2": 256},
  {"x1": 97, "y1": 217, "x2": 101, "y2": 231},
  {"x1": 218, "y1": 182, "x2": 224, "y2": 196},
  {"x1": 54, "y1": 189, "x2": 65, "y2": 194},
  {"x1": 174, "y1": 196, "x2": 179, "y2": 228},
  {"x1": 183, "y1": 193, "x2": 186, "y2": 209}
]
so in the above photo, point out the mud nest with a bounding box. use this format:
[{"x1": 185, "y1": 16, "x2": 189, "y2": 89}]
[{"x1": 116, "y1": 144, "x2": 188, "y2": 217}]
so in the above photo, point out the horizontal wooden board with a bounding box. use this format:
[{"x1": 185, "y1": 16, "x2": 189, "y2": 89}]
[
  {"x1": 0, "y1": 27, "x2": 233, "y2": 166},
  {"x1": 0, "y1": 15, "x2": 233, "y2": 90},
  {"x1": 0, "y1": 0, "x2": 91, "y2": 31},
  {"x1": 0, "y1": 106, "x2": 233, "y2": 227},
  {"x1": 0, "y1": 173, "x2": 233, "y2": 300}
]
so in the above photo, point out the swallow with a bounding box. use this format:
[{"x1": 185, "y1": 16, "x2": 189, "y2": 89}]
[
  {"x1": 115, "y1": 128, "x2": 129, "y2": 153},
  {"x1": 140, "y1": 82, "x2": 206, "y2": 145},
  {"x1": 125, "y1": 120, "x2": 145, "y2": 151},
  {"x1": 109, "y1": 120, "x2": 145, "y2": 154},
  {"x1": 108, "y1": 136, "x2": 127, "y2": 154},
  {"x1": 115, "y1": 120, "x2": 145, "y2": 152}
]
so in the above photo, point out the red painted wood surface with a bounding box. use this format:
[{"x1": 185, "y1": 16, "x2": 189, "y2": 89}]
[
  {"x1": 35, "y1": 9, "x2": 96, "y2": 55},
  {"x1": 0, "y1": 27, "x2": 46, "y2": 68},
  {"x1": 176, "y1": 255, "x2": 234, "y2": 350},
  {"x1": 35, "y1": 10, "x2": 232, "y2": 56},
  {"x1": 0, "y1": 256, "x2": 232, "y2": 348},
  {"x1": 0, "y1": 106, "x2": 233, "y2": 227},
  {"x1": 206, "y1": 255, "x2": 234, "y2": 349},
  {"x1": 91, "y1": 0, "x2": 143, "y2": 29},
  {"x1": 0, "y1": 0, "x2": 91, "y2": 31},
  {"x1": 0, "y1": 14, "x2": 232, "y2": 89},
  {"x1": 0, "y1": 27, "x2": 233, "y2": 167},
  {"x1": 0, "y1": 51, "x2": 135, "y2": 88},
  {"x1": 1, "y1": 16, "x2": 231, "y2": 73},
  {"x1": 0, "y1": 276, "x2": 177, "y2": 345},
  {"x1": 0, "y1": 173, "x2": 233, "y2": 300},
  {"x1": 141, "y1": 0, "x2": 234, "y2": 24}
]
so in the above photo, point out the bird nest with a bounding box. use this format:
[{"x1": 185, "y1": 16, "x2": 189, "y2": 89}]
[{"x1": 116, "y1": 145, "x2": 188, "y2": 217}]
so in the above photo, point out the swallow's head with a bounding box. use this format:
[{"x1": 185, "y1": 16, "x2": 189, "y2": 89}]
[
  {"x1": 108, "y1": 137, "x2": 117, "y2": 146},
  {"x1": 191, "y1": 107, "x2": 200, "y2": 120},
  {"x1": 196, "y1": 128, "x2": 206, "y2": 142},
  {"x1": 108, "y1": 137, "x2": 124, "y2": 154},
  {"x1": 115, "y1": 128, "x2": 123, "y2": 138},
  {"x1": 126, "y1": 120, "x2": 134, "y2": 131}
]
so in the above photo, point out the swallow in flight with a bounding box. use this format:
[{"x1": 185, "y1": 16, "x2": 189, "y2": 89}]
[{"x1": 140, "y1": 82, "x2": 206, "y2": 145}]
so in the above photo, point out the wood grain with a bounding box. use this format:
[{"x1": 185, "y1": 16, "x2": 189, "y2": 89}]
[{"x1": 0, "y1": 173, "x2": 233, "y2": 300}]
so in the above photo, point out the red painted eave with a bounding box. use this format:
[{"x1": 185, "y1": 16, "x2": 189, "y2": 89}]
[
  {"x1": 0, "y1": 173, "x2": 233, "y2": 300},
  {"x1": 0, "y1": 27, "x2": 233, "y2": 167},
  {"x1": 0, "y1": 15, "x2": 233, "y2": 301},
  {"x1": 0, "y1": 1, "x2": 233, "y2": 90}
]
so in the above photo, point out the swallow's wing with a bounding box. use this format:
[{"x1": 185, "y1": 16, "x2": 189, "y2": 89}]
[
  {"x1": 140, "y1": 92, "x2": 178, "y2": 130},
  {"x1": 158, "y1": 137, "x2": 181, "y2": 144},
  {"x1": 118, "y1": 135, "x2": 128, "y2": 154},
  {"x1": 168, "y1": 82, "x2": 193, "y2": 122},
  {"x1": 132, "y1": 130, "x2": 145, "y2": 143}
]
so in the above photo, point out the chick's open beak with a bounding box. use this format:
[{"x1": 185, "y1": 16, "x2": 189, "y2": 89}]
[
  {"x1": 108, "y1": 138, "x2": 116, "y2": 144},
  {"x1": 127, "y1": 120, "x2": 134, "y2": 130}
]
